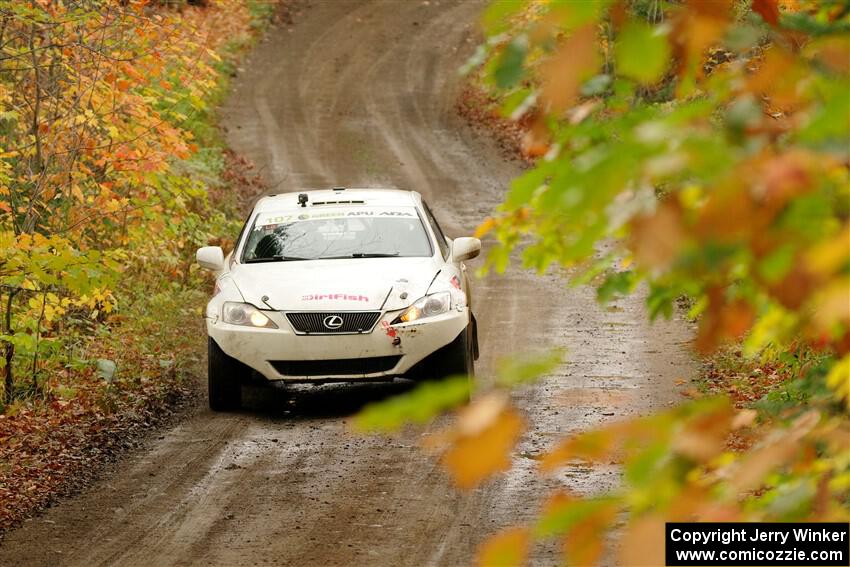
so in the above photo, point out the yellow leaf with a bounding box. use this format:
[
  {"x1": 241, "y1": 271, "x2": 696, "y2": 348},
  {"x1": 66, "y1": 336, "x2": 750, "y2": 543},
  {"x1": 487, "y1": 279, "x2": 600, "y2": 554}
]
[
  {"x1": 475, "y1": 217, "x2": 496, "y2": 239},
  {"x1": 811, "y1": 277, "x2": 850, "y2": 331},
  {"x1": 825, "y1": 355, "x2": 849, "y2": 409},
  {"x1": 805, "y1": 224, "x2": 850, "y2": 276},
  {"x1": 476, "y1": 527, "x2": 530, "y2": 567}
]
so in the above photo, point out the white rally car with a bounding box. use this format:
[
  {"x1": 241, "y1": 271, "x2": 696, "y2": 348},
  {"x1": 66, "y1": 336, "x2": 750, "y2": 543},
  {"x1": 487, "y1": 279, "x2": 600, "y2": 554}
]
[{"x1": 196, "y1": 188, "x2": 481, "y2": 411}]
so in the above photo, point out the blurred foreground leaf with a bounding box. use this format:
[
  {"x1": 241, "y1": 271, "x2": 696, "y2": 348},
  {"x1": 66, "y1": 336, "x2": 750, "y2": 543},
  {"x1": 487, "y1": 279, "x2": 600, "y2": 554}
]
[
  {"x1": 475, "y1": 527, "x2": 530, "y2": 567},
  {"x1": 495, "y1": 349, "x2": 563, "y2": 387},
  {"x1": 440, "y1": 394, "x2": 525, "y2": 488},
  {"x1": 353, "y1": 375, "x2": 470, "y2": 432}
]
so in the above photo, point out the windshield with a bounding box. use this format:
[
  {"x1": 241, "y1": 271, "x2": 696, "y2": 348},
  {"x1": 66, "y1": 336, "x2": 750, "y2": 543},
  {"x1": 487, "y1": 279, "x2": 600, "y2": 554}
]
[{"x1": 240, "y1": 206, "x2": 433, "y2": 262}]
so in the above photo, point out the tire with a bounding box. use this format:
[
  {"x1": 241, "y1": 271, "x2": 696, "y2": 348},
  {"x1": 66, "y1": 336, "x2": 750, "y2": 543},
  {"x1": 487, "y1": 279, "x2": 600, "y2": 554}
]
[
  {"x1": 470, "y1": 313, "x2": 480, "y2": 361},
  {"x1": 208, "y1": 337, "x2": 243, "y2": 411},
  {"x1": 429, "y1": 325, "x2": 475, "y2": 380}
]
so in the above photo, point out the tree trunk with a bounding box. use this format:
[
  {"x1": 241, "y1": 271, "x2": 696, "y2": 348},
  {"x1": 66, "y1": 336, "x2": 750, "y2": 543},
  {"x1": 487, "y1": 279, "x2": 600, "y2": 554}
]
[{"x1": 2, "y1": 289, "x2": 17, "y2": 408}]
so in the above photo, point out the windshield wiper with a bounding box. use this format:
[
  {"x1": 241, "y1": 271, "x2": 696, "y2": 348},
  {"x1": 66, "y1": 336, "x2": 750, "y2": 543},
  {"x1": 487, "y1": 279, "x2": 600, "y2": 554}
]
[
  {"x1": 245, "y1": 255, "x2": 311, "y2": 263},
  {"x1": 311, "y1": 252, "x2": 402, "y2": 260}
]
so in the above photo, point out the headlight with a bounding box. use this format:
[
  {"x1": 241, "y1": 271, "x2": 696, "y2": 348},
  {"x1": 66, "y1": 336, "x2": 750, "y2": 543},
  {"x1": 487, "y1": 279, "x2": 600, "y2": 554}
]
[
  {"x1": 222, "y1": 302, "x2": 278, "y2": 328},
  {"x1": 393, "y1": 292, "x2": 451, "y2": 324}
]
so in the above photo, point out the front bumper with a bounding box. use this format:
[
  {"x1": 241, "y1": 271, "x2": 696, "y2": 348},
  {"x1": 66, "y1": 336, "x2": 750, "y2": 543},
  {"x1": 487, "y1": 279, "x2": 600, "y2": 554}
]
[{"x1": 206, "y1": 307, "x2": 469, "y2": 381}]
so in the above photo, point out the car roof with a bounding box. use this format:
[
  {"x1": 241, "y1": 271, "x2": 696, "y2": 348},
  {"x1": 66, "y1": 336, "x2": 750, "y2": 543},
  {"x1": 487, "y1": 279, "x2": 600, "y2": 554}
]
[{"x1": 253, "y1": 188, "x2": 422, "y2": 213}]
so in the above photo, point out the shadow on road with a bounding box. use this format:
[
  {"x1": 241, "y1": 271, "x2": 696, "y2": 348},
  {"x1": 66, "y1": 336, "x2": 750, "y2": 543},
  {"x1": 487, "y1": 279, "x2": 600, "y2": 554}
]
[{"x1": 239, "y1": 379, "x2": 417, "y2": 420}]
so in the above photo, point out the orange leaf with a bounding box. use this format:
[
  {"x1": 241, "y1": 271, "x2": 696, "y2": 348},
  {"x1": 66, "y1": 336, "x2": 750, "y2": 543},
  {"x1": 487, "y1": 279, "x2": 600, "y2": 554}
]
[
  {"x1": 441, "y1": 397, "x2": 524, "y2": 488},
  {"x1": 540, "y1": 424, "x2": 627, "y2": 472},
  {"x1": 617, "y1": 515, "x2": 666, "y2": 567},
  {"x1": 671, "y1": 400, "x2": 734, "y2": 462},
  {"x1": 747, "y1": 48, "x2": 806, "y2": 109},
  {"x1": 539, "y1": 24, "x2": 600, "y2": 114},
  {"x1": 564, "y1": 504, "x2": 617, "y2": 567},
  {"x1": 475, "y1": 217, "x2": 496, "y2": 239},
  {"x1": 695, "y1": 288, "x2": 756, "y2": 353},
  {"x1": 520, "y1": 114, "x2": 550, "y2": 158},
  {"x1": 630, "y1": 201, "x2": 686, "y2": 270},
  {"x1": 752, "y1": 0, "x2": 780, "y2": 26},
  {"x1": 116, "y1": 79, "x2": 131, "y2": 92},
  {"x1": 670, "y1": 1, "x2": 731, "y2": 90},
  {"x1": 730, "y1": 439, "x2": 800, "y2": 494},
  {"x1": 476, "y1": 527, "x2": 531, "y2": 567}
]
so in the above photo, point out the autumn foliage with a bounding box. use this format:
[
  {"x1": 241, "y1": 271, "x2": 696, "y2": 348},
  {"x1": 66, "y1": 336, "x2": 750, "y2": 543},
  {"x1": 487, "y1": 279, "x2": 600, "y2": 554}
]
[
  {"x1": 359, "y1": 1, "x2": 850, "y2": 565},
  {"x1": 0, "y1": 0, "x2": 268, "y2": 529},
  {"x1": 0, "y1": 0, "x2": 261, "y2": 404}
]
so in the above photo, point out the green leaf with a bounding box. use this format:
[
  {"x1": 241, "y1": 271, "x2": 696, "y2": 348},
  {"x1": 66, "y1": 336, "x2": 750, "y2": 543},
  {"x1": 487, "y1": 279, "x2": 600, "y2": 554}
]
[
  {"x1": 496, "y1": 349, "x2": 564, "y2": 387},
  {"x1": 493, "y1": 36, "x2": 528, "y2": 89},
  {"x1": 581, "y1": 74, "x2": 611, "y2": 97},
  {"x1": 758, "y1": 244, "x2": 796, "y2": 283},
  {"x1": 500, "y1": 87, "x2": 535, "y2": 120},
  {"x1": 646, "y1": 283, "x2": 676, "y2": 320},
  {"x1": 615, "y1": 21, "x2": 670, "y2": 85},
  {"x1": 597, "y1": 271, "x2": 636, "y2": 304},
  {"x1": 505, "y1": 161, "x2": 553, "y2": 208},
  {"x1": 481, "y1": 0, "x2": 529, "y2": 35},
  {"x1": 535, "y1": 497, "x2": 617, "y2": 538},
  {"x1": 624, "y1": 440, "x2": 668, "y2": 486},
  {"x1": 353, "y1": 376, "x2": 470, "y2": 432}
]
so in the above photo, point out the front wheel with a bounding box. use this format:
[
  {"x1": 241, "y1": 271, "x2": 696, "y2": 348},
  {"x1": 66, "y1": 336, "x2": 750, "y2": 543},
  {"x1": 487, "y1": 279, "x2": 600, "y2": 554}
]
[
  {"x1": 208, "y1": 337, "x2": 243, "y2": 411},
  {"x1": 430, "y1": 326, "x2": 475, "y2": 380}
]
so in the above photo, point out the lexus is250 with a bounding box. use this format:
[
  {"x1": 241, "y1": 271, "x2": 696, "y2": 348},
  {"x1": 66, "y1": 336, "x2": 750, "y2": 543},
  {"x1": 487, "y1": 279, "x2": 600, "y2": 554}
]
[{"x1": 196, "y1": 187, "x2": 480, "y2": 411}]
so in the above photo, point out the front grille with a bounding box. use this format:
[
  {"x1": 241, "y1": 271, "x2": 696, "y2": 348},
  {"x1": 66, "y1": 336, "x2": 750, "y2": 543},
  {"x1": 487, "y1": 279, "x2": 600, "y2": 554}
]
[
  {"x1": 270, "y1": 356, "x2": 402, "y2": 377},
  {"x1": 285, "y1": 311, "x2": 382, "y2": 334}
]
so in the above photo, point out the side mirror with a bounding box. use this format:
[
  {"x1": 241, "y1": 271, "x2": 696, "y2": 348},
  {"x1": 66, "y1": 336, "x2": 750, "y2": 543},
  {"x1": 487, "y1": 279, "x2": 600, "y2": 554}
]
[
  {"x1": 451, "y1": 237, "x2": 481, "y2": 262},
  {"x1": 196, "y1": 246, "x2": 225, "y2": 271}
]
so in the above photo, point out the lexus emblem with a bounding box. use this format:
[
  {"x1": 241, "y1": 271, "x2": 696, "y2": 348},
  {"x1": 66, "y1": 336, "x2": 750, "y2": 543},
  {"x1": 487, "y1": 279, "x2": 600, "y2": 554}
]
[{"x1": 323, "y1": 315, "x2": 344, "y2": 330}]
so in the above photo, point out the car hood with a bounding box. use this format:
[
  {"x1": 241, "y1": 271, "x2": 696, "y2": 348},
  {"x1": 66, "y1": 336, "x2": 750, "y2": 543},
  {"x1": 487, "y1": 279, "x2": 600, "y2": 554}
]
[{"x1": 229, "y1": 256, "x2": 442, "y2": 312}]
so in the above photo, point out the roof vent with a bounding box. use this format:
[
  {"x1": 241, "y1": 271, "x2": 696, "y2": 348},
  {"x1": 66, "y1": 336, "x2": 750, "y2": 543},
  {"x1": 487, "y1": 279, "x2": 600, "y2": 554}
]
[{"x1": 332, "y1": 186, "x2": 346, "y2": 191}]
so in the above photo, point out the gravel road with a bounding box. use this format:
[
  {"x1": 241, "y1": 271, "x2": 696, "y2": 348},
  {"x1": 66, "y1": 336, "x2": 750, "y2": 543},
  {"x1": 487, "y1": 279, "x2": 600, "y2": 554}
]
[{"x1": 0, "y1": 1, "x2": 695, "y2": 565}]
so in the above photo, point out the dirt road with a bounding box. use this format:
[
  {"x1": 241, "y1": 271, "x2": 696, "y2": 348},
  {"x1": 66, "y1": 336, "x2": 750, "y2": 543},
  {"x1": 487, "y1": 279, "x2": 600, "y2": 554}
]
[{"x1": 0, "y1": 1, "x2": 695, "y2": 565}]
